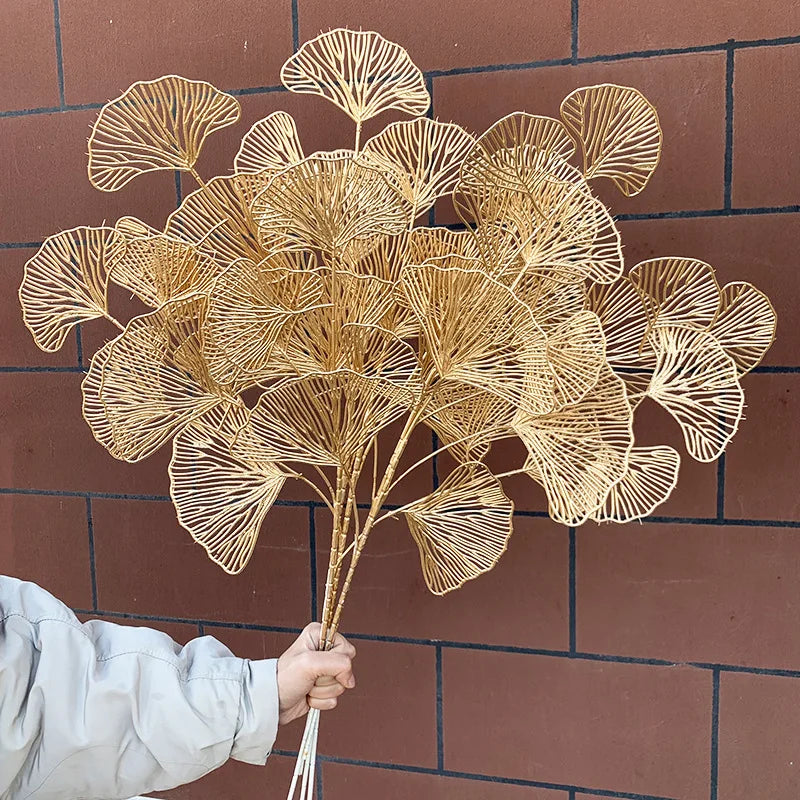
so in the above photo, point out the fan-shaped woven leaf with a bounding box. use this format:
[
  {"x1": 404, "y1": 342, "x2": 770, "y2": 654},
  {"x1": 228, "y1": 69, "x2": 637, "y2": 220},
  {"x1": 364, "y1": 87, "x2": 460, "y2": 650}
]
[
  {"x1": 166, "y1": 173, "x2": 272, "y2": 267},
  {"x1": 363, "y1": 118, "x2": 475, "y2": 216},
  {"x1": 402, "y1": 462, "x2": 513, "y2": 595},
  {"x1": 647, "y1": 326, "x2": 744, "y2": 462},
  {"x1": 251, "y1": 152, "x2": 410, "y2": 253},
  {"x1": 629, "y1": 257, "x2": 721, "y2": 331},
  {"x1": 592, "y1": 445, "x2": 681, "y2": 523},
  {"x1": 514, "y1": 366, "x2": 633, "y2": 525},
  {"x1": 88, "y1": 75, "x2": 240, "y2": 191},
  {"x1": 170, "y1": 404, "x2": 288, "y2": 575},
  {"x1": 20, "y1": 226, "x2": 125, "y2": 352},
  {"x1": 86, "y1": 295, "x2": 227, "y2": 462},
  {"x1": 280, "y1": 28, "x2": 430, "y2": 124},
  {"x1": 109, "y1": 233, "x2": 221, "y2": 307},
  {"x1": 710, "y1": 282, "x2": 777, "y2": 374},
  {"x1": 234, "y1": 111, "x2": 305, "y2": 174},
  {"x1": 560, "y1": 83, "x2": 662, "y2": 196}
]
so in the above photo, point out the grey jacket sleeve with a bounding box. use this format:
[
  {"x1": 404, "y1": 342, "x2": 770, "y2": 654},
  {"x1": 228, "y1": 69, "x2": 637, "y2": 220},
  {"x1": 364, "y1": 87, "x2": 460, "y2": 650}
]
[{"x1": 0, "y1": 576, "x2": 279, "y2": 800}]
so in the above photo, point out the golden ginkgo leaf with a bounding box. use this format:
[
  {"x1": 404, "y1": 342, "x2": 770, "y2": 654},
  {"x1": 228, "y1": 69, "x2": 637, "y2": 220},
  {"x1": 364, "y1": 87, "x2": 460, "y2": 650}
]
[
  {"x1": 244, "y1": 369, "x2": 415, "y2": 468},
  {"x1": 88, "y1": 75, "x2": 240, "y2": 191},
  {"x1": 204, "y1": 252, "x2": 325, "y2": 384},
  {"x1": 592, "y1": 445, "x2": 680, "y2": 523},
  {"x1": 280, "y1": 28, "x2": 430, "y2": 124},
  {"x1": 283, "y1": 317, "x2": 420, "y2": 384},
  {"x1": 251, "y1": 152, "x2": 410, "y2": 254},
  {"x1": 559, "y1": 83, "x2": 662, "y2": 196},
  {"x1": 363, "y1": 118, "x2": 475, "y2": 216},
  {"x1": 90, "y1": 295, "x2": 227, "y2": 462},
  {"x1": 647, "y1": 326, "x2": 744, "y2": 462},
  {"x1": 20, "y1": 226, "x2": 125, "y2": 352},
  {"x1": 514, "y1": 366, "x2": 634, "y2": 526},
  {"x1": 81, "y1": 337, "x2": 125, "y2": 459},
  {"x1": 109, "y1": 233, "x2": 221, "y2": 307},
  {"x1": 587, "y1": 277, "x2": 655, "y2": 400},
  {"x1": 629, "y1": 257, "x2": 721, "y2": 332},
  {"x1": 710, "y1": 282, "x2": 777, "y2": 374},
  {"x1": 400, "y1": 258, "x2": 554, "y2": 415},
  {"x1": 460, "y1": 112, "x2": 576, "y2": 195},
  {"x1": 169, "y1": 404, "x2": 288, "y2": 575},
  {"x1": 546, "y1": 310, "x2": 606, "y2": 407},
  {"x1": 165, "y1": 172, "x2": 272, "y2": 267},
  {"x1": 234, "y1": 111, "x2": 305, "y2": 174},
  {"x1": 425, "y1": 382, "x2": 516, "y2": 462},
  {"x1": 455, "y1": 158, "x2": 624, "y2": 285},
  {"x1": 401, "y1": 461, "x2": 513, "y2": 595}
]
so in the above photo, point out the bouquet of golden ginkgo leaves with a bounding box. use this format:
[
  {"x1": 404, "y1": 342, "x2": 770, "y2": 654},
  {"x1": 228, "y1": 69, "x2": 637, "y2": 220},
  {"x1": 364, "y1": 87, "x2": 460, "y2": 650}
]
[{"x1": 20, "y1": 27, "x2": 775, "y2": 799}]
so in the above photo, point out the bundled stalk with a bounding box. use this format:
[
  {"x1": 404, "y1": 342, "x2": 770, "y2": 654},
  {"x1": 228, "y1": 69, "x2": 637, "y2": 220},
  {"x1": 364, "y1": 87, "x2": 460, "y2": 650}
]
[{"x1": 19, "y1": 28, "x2": 775, "y2": 800}]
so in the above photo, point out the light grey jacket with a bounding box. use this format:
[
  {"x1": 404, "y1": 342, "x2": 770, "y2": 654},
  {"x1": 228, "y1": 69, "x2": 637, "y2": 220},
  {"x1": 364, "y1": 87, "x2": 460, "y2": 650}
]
[{"x1": 0, "y1": 576, "x2": 279, "y2": 800}]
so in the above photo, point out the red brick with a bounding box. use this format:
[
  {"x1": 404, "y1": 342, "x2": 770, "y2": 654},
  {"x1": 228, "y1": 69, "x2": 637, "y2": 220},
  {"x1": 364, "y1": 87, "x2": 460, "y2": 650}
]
[
  {"x1": 579, "y1": 1, "x2": 800, "y2": 56},
  {"x1": 0, "y1": 371, "x2": 172, "y2": 496},
  {"x1": 76, "y1": 611, "x2": 199, "y2": 645},
  {"x1": 323, "y1": 762, "x2": 567, "y2": 799},
  {"x1": 58, "y1": 0, "x2": 293, "y2": 106},
  {"x1": 0, "y1": 247, "x2": 79, "y2": 366},
  {"x1": 718, "y1": 672, "x2": 800, "y2": 800},
  {"x1": 161, "y1": 753, "x2": 296, "y2": 800},
  {"x1": 0, "y1": 110, "x2": 176, "y2": 244},
  {"x1": 434, "y1": 53, "x2": 726, "y2": 217},
  {"x1": 577, "y1": 522, "x2": 800, "y2": 669},
  {"x1": 618, "y1": 215, "x2": 791, "y2": 367},
  {"x1": 0, "y1": 493, "x2": 91, "y2": 608},
  {"x1": 318, "y1": 639, "x2": 437, "y2": 767},
  {"x1": 316, "y1": 511, "x2": 569, "y2": 651},
  {"x1": 733, "y1": 44, "x2": 800, "y2": 209},
  {"x1": 725, "y1": 373, "x2": 800, "y2": 521},
  {"x1": 298, "y1": 0, "x2": 571, "y2": 72},
  {"x1": 443, "y1": 649, "x2": 711, "y2": 799},
  {"x1": 91, "y1": 499, "x2": 311, "y2": 626},
  {"x1": 0, "y1": 0, "x2": 60, "y2": 111}
]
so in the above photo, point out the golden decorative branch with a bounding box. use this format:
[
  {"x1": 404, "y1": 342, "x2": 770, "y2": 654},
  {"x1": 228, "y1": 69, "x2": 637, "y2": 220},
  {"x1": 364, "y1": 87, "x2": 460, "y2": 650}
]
[{"x1": 19, "y1": 27, "x2": 776, "y2": 800}]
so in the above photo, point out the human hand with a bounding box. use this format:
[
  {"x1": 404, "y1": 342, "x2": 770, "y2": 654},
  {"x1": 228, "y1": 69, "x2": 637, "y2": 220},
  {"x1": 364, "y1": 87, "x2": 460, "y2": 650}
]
[{"x1": 276, "y1": 622, "x2": 357, "y2": 725}]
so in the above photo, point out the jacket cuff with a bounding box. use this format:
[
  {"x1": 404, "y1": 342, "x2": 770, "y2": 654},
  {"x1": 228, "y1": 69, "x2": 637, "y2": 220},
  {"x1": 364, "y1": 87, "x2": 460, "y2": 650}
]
[{"x1": 230, "y1": 658, "x2": 280, "y2": 764}]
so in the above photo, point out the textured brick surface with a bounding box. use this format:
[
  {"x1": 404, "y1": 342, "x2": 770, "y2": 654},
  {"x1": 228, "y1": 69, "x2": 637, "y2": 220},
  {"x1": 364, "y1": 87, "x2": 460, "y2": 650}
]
[
  {"x1": 577, "y1": 522, "x2": 800, "y2": 669},
  {"x1": 718, "y1": 672, "x2": 800, "y2": 799},
  {"x1": 58, "y1": 0, "x2": 294, "y2": 105},
  {"x1": 579, "y1": 0, "x2": 800, "y2": 55},
  {"x1": 299, "y1": 0, "x2": 572, "y2": 72},
  {"x1": 443, "y1": 649, "x2": 712, "y2": 799},
  {"x1": 1, "y1": 2, "x2": 798, "y2": 798}
]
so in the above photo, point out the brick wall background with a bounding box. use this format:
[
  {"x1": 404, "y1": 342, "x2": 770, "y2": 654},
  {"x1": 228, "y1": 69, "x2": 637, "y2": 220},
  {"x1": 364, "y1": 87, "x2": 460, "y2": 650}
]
[{"x1": 2, "y1": 1, "x2": 799, "y2": 799}]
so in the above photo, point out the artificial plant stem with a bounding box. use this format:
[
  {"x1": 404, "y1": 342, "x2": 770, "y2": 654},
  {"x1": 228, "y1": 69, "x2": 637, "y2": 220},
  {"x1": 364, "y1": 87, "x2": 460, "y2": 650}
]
[
  {"x1": 318, "y1": 468, "x2": 346, "y2": 647},
  {"x1": 354, "y1": 120, "x2": 363, "y2": 153},
  {"x1": 328, "y1": 391, "x2": 430, "y2": 634},
  {"x1": 103, "y1": 311, "x2": 125, "y2": 331}
]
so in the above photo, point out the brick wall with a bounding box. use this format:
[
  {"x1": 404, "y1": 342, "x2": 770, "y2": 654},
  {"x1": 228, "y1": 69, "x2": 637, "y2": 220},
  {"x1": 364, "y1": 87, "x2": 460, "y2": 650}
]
[{"x1": 1, "y1": 2, "x2": 799, "y2": 799}]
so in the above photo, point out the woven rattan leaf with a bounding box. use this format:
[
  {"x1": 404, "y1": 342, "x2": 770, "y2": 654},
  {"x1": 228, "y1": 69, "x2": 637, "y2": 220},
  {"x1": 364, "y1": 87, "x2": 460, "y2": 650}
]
[
  {"x1": 20, "y1": 226, "x2": 125, "y2": 352},
  {"x1": 170, "y1": 404, "x2": 288, "y2": 575},
  {"x1": 402, "y1": 462, "x2": 513, "y2": 595},
  {"x1": 280, "y1": 28, "x2": 429, "y2": 124},
  {"x1": 88, "y1": 75, "x2": 240, "y2": 191},
  {"x1": 560, "y1": 83, "x2": 662, "y2": 196},
  {"x1": 592, "y1": 444, "x2": 681, "y2": 523},
  {"x1": 234, "y1": 111, "x2": 305, "y2": 174}
]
